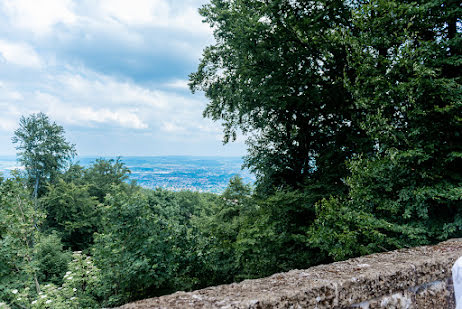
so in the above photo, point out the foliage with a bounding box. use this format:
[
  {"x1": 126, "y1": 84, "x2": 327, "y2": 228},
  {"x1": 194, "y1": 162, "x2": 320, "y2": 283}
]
[
  {"x1": 13, "y1": 252, "x2": 101, "y2": 309},
  {"x1": 92, "y1": 188, "x2": 187, "y2": 306},
  {"x1": 192, "y1": 176, "x2": 254, "y2": 284},
  {"x1": 83, "y1": 157, "x2": 132, "y2": 203},
  {"x1": 309, "y1": 196, "x2": 426, "y2": 261},
  {"x1": 12, "y1": 113, "x2": 76, "y2": 199},
  {"x1": 192, "y1": 177, "x2": 323, "y2": 283},
  {"x1": 309, "y1": 0, "x2": 461, "y2": 259},
  {"x1": 34, "y1": 234, "x2": 72, "y2": 286},
  {"x1": 190, "y1": 0, "x2": 372, "y2": 193},
  {"x1": 41, "y1": 180, "x2": 100, "y2": 250},
  {"x1": 0, "y1": 173, "x2": 45, "y2": 299},
  {"x1": 191, "y1": 0, "x2": 461, "y2": 264}
]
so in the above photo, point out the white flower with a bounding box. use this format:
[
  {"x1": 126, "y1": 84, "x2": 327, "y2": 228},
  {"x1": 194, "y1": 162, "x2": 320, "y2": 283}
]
[
  {"x1": 11, "y1": 289, "x2": 18, "y2": 294},
  {"x1": 45, "y1": 300, "x2": 52, "y2": 304},
  {"x1": 67, "y1": 276, "x2": 73, "y2": 280},
  {"x1": 32, "y1": 300, "x2": 37, "y2": 304},
  {"x1": 16, "y1": 298, "x2": 21, "y2": 301},
  {"x1": 70, "y1": 297, "x2": 76, "y2": 300},
  {"x1": 41, "y1": 295, "x2": 47, "y2": 298},
  {"x1": 73, "y1": 288, "x2": 77, "y2": 292},
  {"x1": 87, "y1": 261, "x2": 91, "y2": 264},
  {"x1": 66, "y1": 271, "x2": 72, "y2": 275}
]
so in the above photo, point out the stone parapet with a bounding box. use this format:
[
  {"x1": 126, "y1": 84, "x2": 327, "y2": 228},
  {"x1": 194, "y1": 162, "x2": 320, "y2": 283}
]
[{"x1": 117, "y1": 239, "x2": 462, "y2": 308}]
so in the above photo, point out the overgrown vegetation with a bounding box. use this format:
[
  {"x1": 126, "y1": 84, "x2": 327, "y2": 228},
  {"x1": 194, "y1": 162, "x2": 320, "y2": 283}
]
[{"x1": 1, "y1": 0, "x2": 460, "y2": 307}]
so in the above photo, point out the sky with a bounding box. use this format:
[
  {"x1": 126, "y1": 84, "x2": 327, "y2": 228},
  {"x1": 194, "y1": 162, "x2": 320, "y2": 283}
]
[{"x1": 0, "y1": 0, "x2": 246, "y2": 157}]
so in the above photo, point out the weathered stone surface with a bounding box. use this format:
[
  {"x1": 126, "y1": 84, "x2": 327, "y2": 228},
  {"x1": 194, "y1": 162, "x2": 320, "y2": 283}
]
[{"x1": 116, "y1": 239, "x2": 462, "y2": 308}]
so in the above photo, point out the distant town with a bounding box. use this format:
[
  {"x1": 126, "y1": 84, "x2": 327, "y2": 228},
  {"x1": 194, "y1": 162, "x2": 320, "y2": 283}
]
[{"x1": 0, "y1": 156, "x2": 255, "y2": 193}]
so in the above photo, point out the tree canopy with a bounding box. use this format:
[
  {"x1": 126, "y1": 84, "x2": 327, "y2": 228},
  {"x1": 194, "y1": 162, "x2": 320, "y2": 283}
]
[
  {"x1": 12, "y1": 113, "x2": 76, "y2": 199},
  {"x1": 309, "y1": 0, "x2": 462, "y2": 258},
  {"x1": 190, "y1": 0, "x2": 373, "y2": 193},
  {"x1": 190, "y1": 0, "x2": 461, "y2": 260}
]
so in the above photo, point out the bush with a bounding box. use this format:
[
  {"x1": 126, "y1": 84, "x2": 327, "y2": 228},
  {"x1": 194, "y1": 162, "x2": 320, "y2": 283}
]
[{"x1": 35, "y1": 234, "x2": 72, "y2": 285}]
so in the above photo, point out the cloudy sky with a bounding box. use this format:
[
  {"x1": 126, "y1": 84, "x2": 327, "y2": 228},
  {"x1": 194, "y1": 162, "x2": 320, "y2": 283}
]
[{"x1": 0, "y1": 0, "x2": 246, "y2": 157}]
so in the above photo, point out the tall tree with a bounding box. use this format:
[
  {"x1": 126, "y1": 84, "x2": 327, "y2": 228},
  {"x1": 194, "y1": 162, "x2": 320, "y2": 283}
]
[
  {"x1": 12, "y1": 113, "x2": 76, "y2": 201},
  {"x1": 310, "y1": 0, "x2": 462, "y2": 260},
  {"x1": 346, "y1": 0, "x2": 462, "y2": 240},
  {"x1": 190, "y1": 0, "x2": 372, "y2": 193}
]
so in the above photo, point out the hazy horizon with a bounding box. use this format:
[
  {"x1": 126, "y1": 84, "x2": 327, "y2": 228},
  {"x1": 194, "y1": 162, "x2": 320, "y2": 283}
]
[
  {"x1": 0, "y1": 154, "x2": 245, "y2": 159},
  {"x1": 0, "y1": 155, "x2": 254, "y2": 193}
]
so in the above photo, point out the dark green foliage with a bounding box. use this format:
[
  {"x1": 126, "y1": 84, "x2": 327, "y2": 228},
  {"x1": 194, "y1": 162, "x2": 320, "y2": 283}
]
[
  {"x1": 192, "y1": 176, "x2": 254, "y2": 284},
  {"x1": 92, "y1": 188, "x2": 191, "y2": 306},
  {"x1": 190, "y1": 0, "x2": 372, "y2": 193},
  {"x1": 41, "y1": 181, "x2": 100, "y2": 250},
  {"x1": 59, "y1": 163, "x2": 85, "y2": 184},
  {"x1": 39, "y1": 158, "x2": 135, "y2": 251},
  {"x1": 192, "y1": 178, "x2": 323, "y2": 283},
  {"x1": 243, "y1": 190, "x2": 322, "y2": 273},
  {"x1": 83, "y1": 157, "x2": 131, "y2": 202},
  {"x1": 191, "y1": 0, "x2": 461, "y2": 265},
  {"x1": 174, "y1": 190, "x2": 218, "y2": 226},
  {"x1": 309, "y1": 0, "x2": 461, "y2": 259},
  {"x1": 35, "y1": 234, "x2": 72, "y2": 285},
  {"x1": 309, "y1": 196, "x2": 427, "y2": 261}
]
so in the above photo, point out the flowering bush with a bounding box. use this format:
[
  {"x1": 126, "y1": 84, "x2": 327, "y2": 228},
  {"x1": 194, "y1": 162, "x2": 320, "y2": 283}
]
[
  {"x1": 0, "y1": 301, "x2": 11, "y2": 309},
  {"x1": 12, "y1": 252, "x2": 101, "y2": 309}
]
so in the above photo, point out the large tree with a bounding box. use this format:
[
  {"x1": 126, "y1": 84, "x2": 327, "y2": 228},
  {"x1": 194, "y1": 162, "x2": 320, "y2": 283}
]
[
  {"x1": 192, "y1": 0, "x2": 461, "y2": 262},
  {"x1": 310, "y1": 0, "x2": 462, "y2": 260},
  {"x1": 190, "y1": 0, "x2": 372, "y2": 194},
  {"x1": 12, "y1": 113, "x2": 76, "y2": 200}
]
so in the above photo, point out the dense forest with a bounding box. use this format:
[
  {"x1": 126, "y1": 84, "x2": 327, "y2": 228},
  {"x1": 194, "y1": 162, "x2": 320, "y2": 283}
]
[{"x1": 1, "y1": 0, "x2": 461, "y2": 308}]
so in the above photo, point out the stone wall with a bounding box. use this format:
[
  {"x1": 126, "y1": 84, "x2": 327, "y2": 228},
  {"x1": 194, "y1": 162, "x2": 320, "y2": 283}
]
[{"x1": 117, "y1": 239, "x2": 462, "y2": 308}]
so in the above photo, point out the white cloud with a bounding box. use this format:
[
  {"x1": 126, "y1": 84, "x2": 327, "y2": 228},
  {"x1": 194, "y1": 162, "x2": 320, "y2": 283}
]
[
  {"x1": 169, "y1": 6, "x2": 211, "y2": 36},
  {"x1": 0, "y1": 117, "x2": 17, "y2": 132},
  {"x1": 73, "y1": 107, "x2": 148, "y2": 129},
  {"x1": 0, "y1": 82, "x2": 24, "y2": 100},
  {"x1": 0, "y1": 65, "x2": 244, "y2": 154},
  {"x1": 1, "y1": 0, "x2": 77, "y2": 35},
  {"x1": 164, "y1": 79, "x2": 190, "y2": 90},
  {"x1": 96, "y1": 0, "x2": 211, "y2": 36},
  {"x1": 99, "y1": 0, "x2": 170, "y2": 26},
  {"x1": 0, "y1": 67, "x2": 212, "y2": 134},
  {"x1": 33, "y1": 91, "x2": 148, "y2": 130},
  {"x1": 0, "y1": 40, "x2": 42, "y2": 68},
  {"x1": 0, "y1": 101, "x2": 21, "y2": 132},
  {"x1": 58, "y1": 72, "x2": 168, "y2": 109},
  {"x1": 1, "y1": 0, "x2": 211, "y2": 38},
  {"x1": 161, "y1": 121, "x2": 186, "y2": 133}
]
